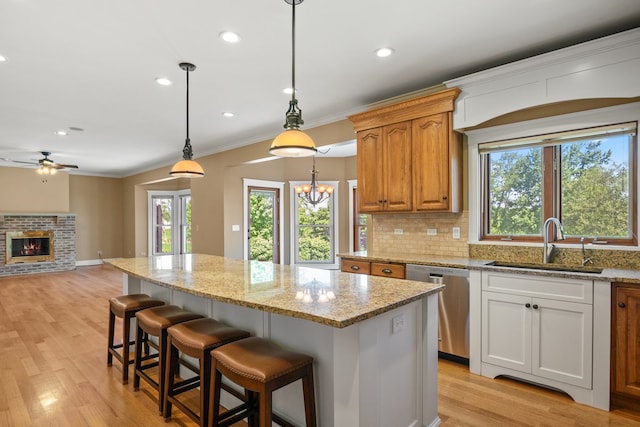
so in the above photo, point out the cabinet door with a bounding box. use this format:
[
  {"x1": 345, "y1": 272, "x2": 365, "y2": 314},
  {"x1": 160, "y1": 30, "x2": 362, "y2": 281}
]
[
  {"x1": 382, "y1": 121, "x2": 412, "y2": 211},
  {"x1": 357, "y1": 128, "x2": 384, "y2": 212},
  {"x1": 613, "y1": 286, "x2": 640, "y2": 398},
  {"x1": 482, "y1": 291, "x2": 531, "y2": 373},
  {"x1": 412, "y1": 113, "x2": 450, "y2": 211},
  {"x1": 532, "y1": 298, "x2": 593, "y2": 388}
]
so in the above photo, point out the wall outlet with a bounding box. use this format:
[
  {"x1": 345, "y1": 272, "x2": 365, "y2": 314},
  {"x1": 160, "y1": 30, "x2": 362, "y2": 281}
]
[
  {"x1": 392, "y1": 315, "x2": 405, "y2": 334},
  {"x1": 452, "y1": 227, "x2": 461, "y2": 239},
  {"x1": 426, "y1": 228, "x2": 437, "y2": 236},
  {"x1": 394, "y1": 229, "x2": 403, "y2": 235},
  {"x1": 97, "y1": 250, "x2": 103, "y2": 258}
]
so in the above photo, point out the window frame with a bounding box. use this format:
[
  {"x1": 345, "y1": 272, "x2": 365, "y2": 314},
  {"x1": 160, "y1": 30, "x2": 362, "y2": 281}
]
[
  {"x1": 467, "y1": 103, "x2": 640, "y2": 248},
  {"x1": 147, "y1": 189, "x2": 191, "y2": 256}
]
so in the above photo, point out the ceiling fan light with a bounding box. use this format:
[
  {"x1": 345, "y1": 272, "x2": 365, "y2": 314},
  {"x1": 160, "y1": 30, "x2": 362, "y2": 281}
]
[
  {"x1": 270, "y1": 129, "x2": 316, "y2": 157},
  {"x1": 169, "y1": 159, "x2": 205, "y2": 178}
]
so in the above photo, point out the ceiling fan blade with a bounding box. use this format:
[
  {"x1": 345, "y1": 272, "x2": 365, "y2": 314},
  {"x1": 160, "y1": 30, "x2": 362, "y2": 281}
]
[
  {"x1": 56, "y1": 163, "x2": 79, "y2": 169},
  {"x1": 5, "y1": 159, "x2": 39, "y2": 166}
]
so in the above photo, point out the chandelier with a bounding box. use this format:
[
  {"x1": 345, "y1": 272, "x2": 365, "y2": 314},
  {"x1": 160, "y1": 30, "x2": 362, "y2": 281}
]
[
  {"x1": 269, "y1": 0, "x2": 317, "y2": 157},
  {"x1": 295, "y1": 156, "x2": 333, "y2": 206}
]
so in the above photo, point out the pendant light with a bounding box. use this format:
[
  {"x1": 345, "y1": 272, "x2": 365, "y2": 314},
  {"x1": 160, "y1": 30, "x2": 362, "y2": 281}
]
[
  {"x1": 295, "y1": 156, "x2": 333, "y2": 206},
  {"x1": 269, "y1": 0, "x2": 317, "y2": 157},
  {"x1": 170, "y1": 62, "x2": 205, "y2": 178}
]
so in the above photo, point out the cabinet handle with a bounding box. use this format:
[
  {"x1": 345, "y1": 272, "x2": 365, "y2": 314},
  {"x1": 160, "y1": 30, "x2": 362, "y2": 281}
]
[
  {"x1": 525, "y1": 303, "x2": 531, "y2": 308},
  {"x1": 378, "y1": 199, "x2": 384, "y2": 203},
  {"x1": 382, "y1": 268, "x2": 392, "y2": 274},
  {"x1": 350, "y1": 265, "x2": 360, "y2": 271},
  {"x1": 442, "y1": 195, "x2": 448, "y2": 200},
  {"x1": 618, "y1": 302, "x2": 626, "y2": 308},
  {"x1": 532, "y1": 304, "x2": 539, "y2": 310}
]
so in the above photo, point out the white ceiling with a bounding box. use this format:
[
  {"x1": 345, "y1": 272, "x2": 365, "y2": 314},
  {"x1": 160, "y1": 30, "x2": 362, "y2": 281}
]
[{"x1": 1, "y1": 0, "x2": 639, "y2": 177}]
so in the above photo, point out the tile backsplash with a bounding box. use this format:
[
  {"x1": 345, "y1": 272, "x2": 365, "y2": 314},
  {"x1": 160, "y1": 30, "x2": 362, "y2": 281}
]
[{"x1": 370, "y1": 212, "x2": 469, "y2": 258}]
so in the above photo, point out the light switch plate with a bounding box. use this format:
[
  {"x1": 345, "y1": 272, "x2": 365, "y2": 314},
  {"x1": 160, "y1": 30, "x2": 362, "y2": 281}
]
[
  {"x1": 452, "y1": 227, "x2": 461, "y2": 239},
  {"x1": 394, "y1": 229, "x2": 403, "y2": 235},
  {"x1": 232, "y1": 224, "x2": 240, "y2": 232},
  {"x1": 427, "y1": 228, "x2": 437, "y2": 236}
]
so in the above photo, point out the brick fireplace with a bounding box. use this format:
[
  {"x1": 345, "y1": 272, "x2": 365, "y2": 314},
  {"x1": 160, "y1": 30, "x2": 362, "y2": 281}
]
[{"x1": 0, "y1": 214, "x2": 76, "y2": 276}]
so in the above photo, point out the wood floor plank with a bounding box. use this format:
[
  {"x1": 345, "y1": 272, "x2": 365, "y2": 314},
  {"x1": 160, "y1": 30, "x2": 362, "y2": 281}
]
[{"x1": 1, "y1": 265, "x2": 639, "y2": 426}]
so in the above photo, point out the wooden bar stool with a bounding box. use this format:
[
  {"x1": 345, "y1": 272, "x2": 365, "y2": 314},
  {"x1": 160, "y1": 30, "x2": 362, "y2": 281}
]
[
  {"x1": 163, "y1": 318, "x2": 251, "y2": 427},
  {"x1": 133, "y1": 305, "x2": 203, "y2": 414},
  {"x1": 209, "y1": 336, "x2": 317, "y2": 427},
  {"x1": 107, "y1": 294, "x2": 165, "y2": 384}
]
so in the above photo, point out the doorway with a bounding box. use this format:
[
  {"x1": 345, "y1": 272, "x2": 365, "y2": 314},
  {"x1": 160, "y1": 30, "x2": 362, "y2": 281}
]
[{"x1": 243, "y1": 179, "x2": 284, "y2": 263}]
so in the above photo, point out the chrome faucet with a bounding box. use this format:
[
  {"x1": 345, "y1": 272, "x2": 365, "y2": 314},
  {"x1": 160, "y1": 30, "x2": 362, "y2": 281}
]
[{"x1": 543, "y1": 217, "x2": 565, "y2": 263}]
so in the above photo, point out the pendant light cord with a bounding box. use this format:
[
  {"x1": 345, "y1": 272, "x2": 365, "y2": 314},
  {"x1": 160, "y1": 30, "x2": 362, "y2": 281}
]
[
  {"x1": 291, "y1": 0, "x2": 296, "y2": 102},
  {"x1": 185, "y1": 67, "x2": 190, "y2": 143}
]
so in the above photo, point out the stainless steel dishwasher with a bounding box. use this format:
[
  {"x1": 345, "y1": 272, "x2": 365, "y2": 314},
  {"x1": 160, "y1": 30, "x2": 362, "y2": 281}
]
[{"x1": 406, "y1": 264, "x2": 470, "y2": 363}]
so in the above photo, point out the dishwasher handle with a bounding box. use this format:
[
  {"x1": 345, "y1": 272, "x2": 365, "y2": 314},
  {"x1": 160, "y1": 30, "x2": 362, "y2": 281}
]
[{"x1": 429, "y1": 273, "x2": 444, "y2": 284}]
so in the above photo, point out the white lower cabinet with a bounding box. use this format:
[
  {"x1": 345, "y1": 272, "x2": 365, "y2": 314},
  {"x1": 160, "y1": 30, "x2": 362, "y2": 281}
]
[{"x1": 482, "y1": 290, "x2": 593, "y2": 388}]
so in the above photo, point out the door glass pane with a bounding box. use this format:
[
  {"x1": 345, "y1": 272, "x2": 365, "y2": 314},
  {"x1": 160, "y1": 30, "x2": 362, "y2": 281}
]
[
  {"x1": 249, "y1": 189, "x2": 277, "y2": 262},
  {"x1": 560, "y1": 134, "x2": 631, "y2": 238}
]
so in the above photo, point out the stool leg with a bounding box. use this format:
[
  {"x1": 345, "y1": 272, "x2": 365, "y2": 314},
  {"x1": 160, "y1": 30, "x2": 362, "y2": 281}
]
[
  {"x1": 133, "y1": 322, "x2": 144, "y2": 391},
  {"x1": 209, "y1": 362, "x2": 222, "y2": 427},
  {"x1": 302, "y1": 366, "x2": 317, "y2": 427},
  {"x1": 122, "y1": 312, "x2": 132, "y2": 384},
  {"x1": 163, "y1": 336, "x2": 177, "y2": 420},
  {"x1": 259, "y1": 385, "x2": 272, "y2": 427},
  {"x1": 107, "y1": 309, "x2": 115, "y2": 366},
  {"x1": 158, "y1": 331, "x2": 168, "y2": 414},
  {"x1": 200, "y1": 352, "x2": 211, "y2": 427}
]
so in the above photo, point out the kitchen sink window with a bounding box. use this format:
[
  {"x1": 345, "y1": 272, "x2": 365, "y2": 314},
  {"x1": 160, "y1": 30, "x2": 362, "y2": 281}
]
[{"x1": 480, "y1": 122, "x2": 637, "y2": 245}]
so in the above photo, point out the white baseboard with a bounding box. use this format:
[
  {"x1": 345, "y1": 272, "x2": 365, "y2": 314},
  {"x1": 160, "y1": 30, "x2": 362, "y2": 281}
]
[{"x1": 76, "y1": 259, "x2": 103, "y2": 266}]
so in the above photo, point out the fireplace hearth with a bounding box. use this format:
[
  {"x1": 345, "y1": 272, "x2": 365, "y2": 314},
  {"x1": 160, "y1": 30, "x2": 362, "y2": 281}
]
[{"x1": 6, "y1": 231, "x2": 55, "y2": 264}]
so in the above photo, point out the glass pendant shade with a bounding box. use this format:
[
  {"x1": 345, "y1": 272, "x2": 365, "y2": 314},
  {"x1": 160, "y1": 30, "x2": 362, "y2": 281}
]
[
  {"x1": 270, "y1": 129, "x2": 316, "y2": 157},
  {"x1": 169, "y1": 159, "x2": 205, "y2": 177}
]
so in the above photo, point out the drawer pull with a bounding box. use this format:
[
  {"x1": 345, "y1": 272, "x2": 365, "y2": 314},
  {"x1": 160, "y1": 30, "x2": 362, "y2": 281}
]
[
  {"x1": 525, "y1": 303, "x2": 531, "y2": 308},
  {"x1": 350, "y1": 265, "x2": 360, "y2": 271},
  {"x1": 618, "y1": 302, "x2": 626, "y2": 308},
  {"x1": 382, "y1": 268, "x2": 392, "y2": 274},
  {"x1": 532, "y1": 304, "x2": 539, "y2": 310}
]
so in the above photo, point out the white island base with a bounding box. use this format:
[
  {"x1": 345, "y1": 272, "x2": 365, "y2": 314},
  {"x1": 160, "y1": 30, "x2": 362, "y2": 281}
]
[{"x1": 124, "y1": 274, "x2": 441, "y2": 427}]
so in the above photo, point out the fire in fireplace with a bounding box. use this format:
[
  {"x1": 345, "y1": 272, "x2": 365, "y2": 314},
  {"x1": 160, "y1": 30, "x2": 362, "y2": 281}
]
[{"x1": 5, "y1": 231, "x2": 55, "y2": 264}]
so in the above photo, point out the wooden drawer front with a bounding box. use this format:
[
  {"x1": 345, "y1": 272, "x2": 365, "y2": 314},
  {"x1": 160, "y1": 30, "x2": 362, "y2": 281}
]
[
  {"x1": 481, "y1": 271, "x2": 593, "y2": 304},
  {"x1": 341, "y1": 259, "x2": 370, "y2": 274},
  {"x1": 371, "y1": 262, "x2": 406, "y2": 279}
]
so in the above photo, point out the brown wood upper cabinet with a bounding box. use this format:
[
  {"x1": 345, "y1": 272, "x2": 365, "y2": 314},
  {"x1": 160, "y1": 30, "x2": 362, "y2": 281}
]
[{"x1": 349, "y1": 88, "x2": 462, "y2": 213}]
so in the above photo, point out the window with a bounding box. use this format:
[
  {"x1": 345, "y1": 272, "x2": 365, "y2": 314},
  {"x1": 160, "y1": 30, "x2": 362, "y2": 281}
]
[
  {"x1": 348, "y1": 180, "x2": 368, "y2": 251},
  {"x1": 481, "y1": 122, "x2": 637, "y2": 245},
  {"x1": 148, "y1": 190, "x2": 192, "y2": 255},
  {"x1": 290, "y1": 181, "x2": 339, "y2": 266}
]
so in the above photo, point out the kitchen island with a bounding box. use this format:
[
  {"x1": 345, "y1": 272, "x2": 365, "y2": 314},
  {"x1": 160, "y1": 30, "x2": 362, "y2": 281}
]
[{"x1": 108, "y1": 254, "x2": 444, "y2": 427}]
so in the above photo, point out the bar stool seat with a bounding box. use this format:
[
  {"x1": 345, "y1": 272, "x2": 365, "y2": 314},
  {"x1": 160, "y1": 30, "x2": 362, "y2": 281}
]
[
  {"x1": 163, "y1": 318, "x2": 251, "y2": 426},
  {"x1": 210, "y1": 336, "x2": 317, "y2": 427},
  {"x1": 107, "y1": 294, "x2": 164, "y2": 384},
  {"x1": 133, "y1": 304, "x2": 203, "y2": 414}
]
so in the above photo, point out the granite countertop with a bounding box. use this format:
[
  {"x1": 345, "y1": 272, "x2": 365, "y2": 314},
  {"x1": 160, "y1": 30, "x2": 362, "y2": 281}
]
[
  {"x1": 338, "y1": 251, "x2": 640, "y2": 284},
  {"x1": 107, "y1": 254, "x2": 444, "y2": 329}
]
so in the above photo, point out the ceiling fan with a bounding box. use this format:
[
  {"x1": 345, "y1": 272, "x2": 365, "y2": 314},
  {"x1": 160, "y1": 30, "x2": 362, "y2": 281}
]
[{"x1": 1, "y1": 151, "x2": 79, "y2": 170}]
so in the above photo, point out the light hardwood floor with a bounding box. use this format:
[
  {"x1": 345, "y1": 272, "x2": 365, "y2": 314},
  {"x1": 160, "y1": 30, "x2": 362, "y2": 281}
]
[{"x1": 1, "y1": 265, "x2": 639, "y2": 426}]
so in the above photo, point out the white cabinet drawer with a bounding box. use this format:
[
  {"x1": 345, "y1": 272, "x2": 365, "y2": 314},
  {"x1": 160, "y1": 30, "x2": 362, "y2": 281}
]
[{"x1": 481, "y1": 271, "x2": 593, "y2": 304}]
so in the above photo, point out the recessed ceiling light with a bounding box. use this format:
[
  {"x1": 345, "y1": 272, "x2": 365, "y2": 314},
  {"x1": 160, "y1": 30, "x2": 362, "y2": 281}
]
[
  {"x1": 220, "y1": 31, "x2": 241, "y2": 43},
  {"x1": 375, "y1": 47, "x2": 394, "y2": 58},
  {"x1": 56, "y1": 130, "x2": 68, "y2": 136},
  {"x1": 222, "y1": 112, "x2": 235, "y2": 118},
  {"x1": 0, "y1": 55, "x2": 7, "y2": 62},
  {"x1": 155, "y1": 77, "x2": 172, "y2": 86}
]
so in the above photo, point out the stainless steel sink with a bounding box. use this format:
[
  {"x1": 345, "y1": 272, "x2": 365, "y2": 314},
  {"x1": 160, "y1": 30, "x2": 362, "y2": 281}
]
[{"x1": 486, "y1": 261, "x2": 603, "y2": 274}]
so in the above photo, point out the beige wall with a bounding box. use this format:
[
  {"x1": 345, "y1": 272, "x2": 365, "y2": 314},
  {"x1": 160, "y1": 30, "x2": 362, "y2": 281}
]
[
  {"x1": 69, "y1": 175, "x2": 123, "y2": 260},
  {"x1": 0, "y1": 166, "x2": 69, "y2": 212}
]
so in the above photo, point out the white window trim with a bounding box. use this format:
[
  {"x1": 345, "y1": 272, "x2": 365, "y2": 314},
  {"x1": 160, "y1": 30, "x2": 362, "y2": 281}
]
[
  {"x1": 289, "y1": 180, "x2": 340, "y2": 268},
  {"x1": 147, "y1": 189, "x2": 191, "y2": 256},
  {"x1": 348, "y1": 179, "x2": 357, "y2": 252},
  {"x1": 242, "y1": 179, "x2": 285, "y2": 262},
  {"x1": 466, "y1": 102, "x2": 640, "y2": 249}
]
